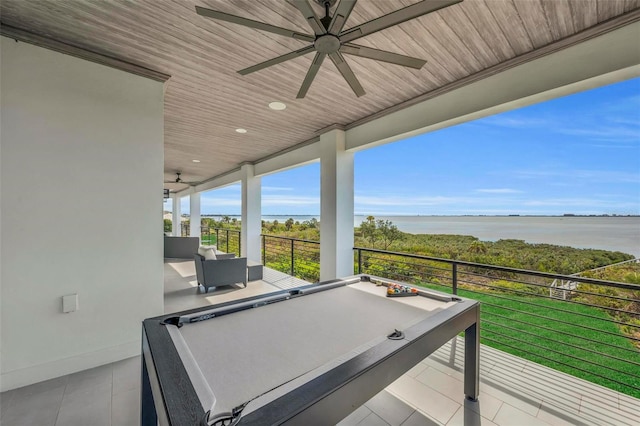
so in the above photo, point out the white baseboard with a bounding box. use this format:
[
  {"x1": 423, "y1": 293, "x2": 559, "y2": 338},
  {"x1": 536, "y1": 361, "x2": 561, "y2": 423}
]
[{"x1": 0, "y1": 340, "x2": 140, "y2": 392}]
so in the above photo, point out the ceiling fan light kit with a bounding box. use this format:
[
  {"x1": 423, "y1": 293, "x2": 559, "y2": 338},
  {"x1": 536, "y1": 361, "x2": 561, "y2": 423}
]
[{"x1": 196, "y1": 0, "x2": 462, "y2": 98}]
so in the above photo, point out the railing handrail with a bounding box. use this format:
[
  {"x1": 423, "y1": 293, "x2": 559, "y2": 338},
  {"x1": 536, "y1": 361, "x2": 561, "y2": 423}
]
[
  {"x1": 262, "y1": 233, "x2": 320, "y2": 245},
  {"x1": 354, "y1": 246, "x2": 640, "y2": 290},
  {"x1": 208, "y1": 227, "x2": 241, "y2": 233}
]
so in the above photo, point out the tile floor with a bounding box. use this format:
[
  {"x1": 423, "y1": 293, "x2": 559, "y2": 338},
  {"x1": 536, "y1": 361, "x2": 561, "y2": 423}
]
[{"x1": 1, "y1": 260, "x2": 638, "y2": 425}]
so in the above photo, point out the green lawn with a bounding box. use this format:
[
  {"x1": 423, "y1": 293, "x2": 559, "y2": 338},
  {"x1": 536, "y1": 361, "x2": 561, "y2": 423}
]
[{"x1": 416, "y1": 281, "x2": 640, "y2": 398}]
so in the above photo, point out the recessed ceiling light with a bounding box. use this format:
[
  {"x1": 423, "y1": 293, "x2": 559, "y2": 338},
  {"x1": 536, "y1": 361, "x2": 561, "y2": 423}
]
[
  {"x1": 268, "y1": 102, "x2": 286, "y2": 111},
  {"x1": 192, "y1": 159, "x2": 201, "y2": 163},
  {"x1": 235, "y1": 128, "x2": 248, "y2": 134}
]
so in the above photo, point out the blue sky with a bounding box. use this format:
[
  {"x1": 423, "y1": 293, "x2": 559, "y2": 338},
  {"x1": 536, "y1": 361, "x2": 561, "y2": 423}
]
[{"x1": 174, "y1": 77, "x2": 640, "y2": 216}]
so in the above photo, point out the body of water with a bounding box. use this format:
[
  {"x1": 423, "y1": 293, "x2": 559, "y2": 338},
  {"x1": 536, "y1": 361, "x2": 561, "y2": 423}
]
[{"x1": 202, "y1": 215, "x2": 640, "y2": 257}]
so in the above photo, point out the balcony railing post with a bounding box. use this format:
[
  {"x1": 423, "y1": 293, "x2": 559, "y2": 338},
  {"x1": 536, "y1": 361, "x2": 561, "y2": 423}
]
[
  {"x1": 262, "y1": 235, "x2": 266, "y2": 265},
  {"x1": 215, "y1": 229, "x2": 219, "y2": 247},
  {"x1": 238, "y1": 230, "x2": 241, "y2": 257},
  {"x1": 291, "y1": 239, "x2": 295, "y2": 276},
  {"x1": 452, "y1": 263, "x2": 458, "y2": 295},
  {"x1": 357, "y1": 249, "x2": 362, "y2": 274},
  {"x1": 226, "y1": 229, "x2": 229, "y2": 253}
]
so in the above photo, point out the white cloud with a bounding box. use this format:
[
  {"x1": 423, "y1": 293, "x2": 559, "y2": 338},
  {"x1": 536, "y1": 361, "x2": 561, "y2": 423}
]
[
  {"x1": 557, "y1": 125, "x2": 640, "y2": 141},
  {"x1": 262, "y1": 194, "x2": 319, "y2": 206},
  {"x1": 355, "y1": 195, "x2": 467, "y2": 207},
  {"x1": 480, "y1": 116, "x2": 553, "y2": 129},
  {"x1": 512, "y1": 169, "x2": 640, "y2": 184},
  {"x1": 200, "y1": 197, "x2": 241, "y2": 207}
]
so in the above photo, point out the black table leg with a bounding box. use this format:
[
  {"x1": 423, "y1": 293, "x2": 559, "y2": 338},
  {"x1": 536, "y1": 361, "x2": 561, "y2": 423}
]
[
  {"x1": 141, "y1": 349, "x2": 158, "y2": 426},
  {"x1": 464, "y1": 310, "x2": 480, "y2": 401}
]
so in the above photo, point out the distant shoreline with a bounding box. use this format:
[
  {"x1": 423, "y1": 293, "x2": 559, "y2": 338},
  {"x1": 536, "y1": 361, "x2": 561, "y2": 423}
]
[
  {"x1": 183, "y1": 214, "x2": 640, "y2": 257},
  {"x1": 190, "y1": 214, "x2": 640, "y2": 218}
]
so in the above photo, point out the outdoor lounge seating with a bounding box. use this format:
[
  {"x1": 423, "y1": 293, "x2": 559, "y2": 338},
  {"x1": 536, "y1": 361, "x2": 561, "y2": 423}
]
[
  {"x1": 193, "y1": 253, "x2": 247, "y2": 293},
  {"x1": 164, "y1": 236, "x2": 199, "y2": 259}
]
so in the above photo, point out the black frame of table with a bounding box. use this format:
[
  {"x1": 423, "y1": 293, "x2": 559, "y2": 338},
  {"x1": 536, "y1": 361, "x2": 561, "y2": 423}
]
[{"x1": 141, "y1": 275, "x2": 480, "y2": 426}]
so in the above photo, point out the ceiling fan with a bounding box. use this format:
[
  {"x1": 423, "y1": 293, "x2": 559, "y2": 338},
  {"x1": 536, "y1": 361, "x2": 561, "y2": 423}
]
[
  {"x1": 196, "y1": 0, "x2": 462, "y2": 98},
  {"x1": 164, "y1": 172, "x2": 199, "y2": 186}
]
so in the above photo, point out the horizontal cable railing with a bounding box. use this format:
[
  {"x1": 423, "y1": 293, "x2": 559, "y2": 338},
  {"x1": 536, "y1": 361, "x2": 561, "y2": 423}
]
[
  {"x1": 354, "y1": 247, "x2": 640, "y2": 398},
  {"x1": 200, "y1": 227, "x2": 241, "y2": 257},
  {"x1": 206, "y1": 230, "x2": 640, "y2": 397},
  {"x1": 262, "y1": 234, "x2": 320, "y2": 283}
]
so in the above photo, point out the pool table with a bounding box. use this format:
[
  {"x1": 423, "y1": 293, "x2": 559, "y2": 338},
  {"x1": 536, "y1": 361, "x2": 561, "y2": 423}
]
[{"x1": 141, "y1": 275, "x2": 480, "y2": 426}]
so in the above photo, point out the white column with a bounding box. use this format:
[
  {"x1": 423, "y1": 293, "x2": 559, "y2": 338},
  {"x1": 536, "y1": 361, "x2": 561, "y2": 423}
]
[
  {"x1": 241, "y1": 164, "x2": 262, "y2": 262},
  {"x1": 320, "y1": 129, "x2": 354, "y2": 281},
  {"x1": 171, "y1": 194, "x2": 181, "y2": 236},
  {"x1": 189, "y1": 192, "x2": 201, "y2": 241}
]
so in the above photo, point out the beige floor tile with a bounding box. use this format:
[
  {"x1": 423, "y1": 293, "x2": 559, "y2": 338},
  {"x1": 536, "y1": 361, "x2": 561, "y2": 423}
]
[
  {"x1": 493, "y1": 403, "x2": 551, "y2": 426},
  {"x1": 446, "y1": 403, "x2": 499, "y2": 426},
  {"x1": 0, "y1": 386, "x2": 64, "y2": 426},
  {"x1": 423, "y1": 357, "x2": 464, "y2": 381},
  {"x1": 165, "y1": 260, "x2": 197, "y2": 278},
  {"x1": 536, "y1": 401, "x2": 589, "y2": 426},
  {"x1": 415, "y1": 367, "x2": 464, "y2": 400},
  {"x1": 387, "y1": 375, "x2": 460, "y2": 425},
  {"x1": 338, "y1": 405, "x2": 374, "y2": 426},
  {"x1": 365, "y1": 390, "x2": 415, "y2": 426},
  {"x1": 579, "y1": 395, "x2": 638, "y2": 426},
  {"x1": 617, "y1": 392, "x2": 640, "y2": 415},
  {"x1": 359, "y1": 412, "x2": 392, "y2": 426},
  {"x1": 112, "y1": 387, "x2": 140, "y2": 426},
  {"x1": 479, "y1": 382, "x2": 541, "y2": 417},
  {"x1": 112, "y1": 356, "x2": 142, "y2": 396},
  {"x1": 460, "y1": 392, "x2": 503, "y2": 421},
  {"x1": 7, "y1": 376, "x2": 68, "y2": 399},
  {"x1": 401, "y1": 410, "x2": 441, "y2": 426},
  {"x1": 0, "y1": 389, "x2": 15, "y2": 420},
  {"x1": 406, "y1": 362, "x2": 430, "y2": 378},
  {"x1": 519, "y1": 363, "x2": 599, "y2": 410},
  {"x1": 56, "y1": 397, "x2": 111, "y2": 426},
  {"x1": 64, "y1": 363, "x2": 113, "y2": 397}
]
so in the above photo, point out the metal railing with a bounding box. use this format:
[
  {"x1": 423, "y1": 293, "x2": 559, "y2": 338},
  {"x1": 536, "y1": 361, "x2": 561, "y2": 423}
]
[
  {"x1": 262, "y1": 234, "x2": 320, "y2": 283},
  {"x1": 200, "y1": 227, "x2": 241, "y2": 257},
  {"x1": 191, "y1": 229, "x2": 640, "y2": 397},
  {"x1": 354, "y1": 247, "x2": 640, "y2": 398}
]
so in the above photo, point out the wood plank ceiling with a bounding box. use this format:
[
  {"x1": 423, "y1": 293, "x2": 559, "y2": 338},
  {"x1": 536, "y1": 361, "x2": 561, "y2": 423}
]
[{"x1": 1, "y1": 0, "x2": 639, "y2": 192}]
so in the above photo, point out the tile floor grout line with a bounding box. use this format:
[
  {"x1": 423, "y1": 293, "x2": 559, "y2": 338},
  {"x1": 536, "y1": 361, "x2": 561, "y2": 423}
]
[
  {"x1": 398, "y1": 408, "x2": 418, "y2": 426},
  {"x1": 53, "y1": 375, "x2": 69, "y2": 426}
]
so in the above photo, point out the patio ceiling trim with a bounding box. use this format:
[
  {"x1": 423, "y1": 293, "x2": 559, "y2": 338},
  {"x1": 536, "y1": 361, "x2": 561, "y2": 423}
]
[
  {"x1": 0, "y1": 24, "x2": 171, "y2": 82},
  {"x1": 345, "y1": 9, "x2": 640, "y2": 132},
  {"x1": 345, "y1": 20, "x2": 640, "y2": 151}
]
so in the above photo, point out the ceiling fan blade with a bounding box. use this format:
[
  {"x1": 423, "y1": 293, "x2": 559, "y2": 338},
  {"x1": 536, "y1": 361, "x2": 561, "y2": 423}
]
[
  {"x1": 238, "y1": 45, "x2": 316, "y2": 75},
  {"x1": 339, "y1": 0, "x2": 461, "y2": 43},
  {"x1": 196, "y1": 6, "x2": 315, "y2": 42},
  {"x1": 297, "y1": 52, "x2": 326, "y2": 98},
  {"x1": 288, "y1": 0, "x2": 325, "y2": 35},
  {"x1": 329, "y1": 52, "x2": 365, "y2": 97},
  {"x1": 328, "y1": 0, "x2": 357, "y2": 35},
  {"x1": 340, "y1": 44, "x2": 426, "y2": 69}
]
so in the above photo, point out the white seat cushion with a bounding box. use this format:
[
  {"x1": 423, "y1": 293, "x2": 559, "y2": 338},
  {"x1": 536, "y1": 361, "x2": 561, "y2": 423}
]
[
  {"x1": 203, "y1": 248, "x2": 217, "y2": 260},
  {"x1": 198, "y1": 245, "x2": 217, "y2": 257}
]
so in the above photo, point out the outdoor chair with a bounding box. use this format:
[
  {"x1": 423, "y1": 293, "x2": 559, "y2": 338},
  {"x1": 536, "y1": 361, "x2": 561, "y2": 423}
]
[{"x1": 193, "y1": 254, "x2": 247, "y2": 293}]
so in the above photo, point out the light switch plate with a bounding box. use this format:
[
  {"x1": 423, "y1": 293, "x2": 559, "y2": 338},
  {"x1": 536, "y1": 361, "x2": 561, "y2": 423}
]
[{"x1": 62, "y1": 294, "x2": 78, "y2": 313}]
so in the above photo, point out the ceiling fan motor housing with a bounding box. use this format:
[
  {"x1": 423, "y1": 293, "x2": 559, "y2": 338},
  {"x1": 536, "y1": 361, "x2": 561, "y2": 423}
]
[{"x1": 315, "y1": 35, "x2": 340, "y2": 53}]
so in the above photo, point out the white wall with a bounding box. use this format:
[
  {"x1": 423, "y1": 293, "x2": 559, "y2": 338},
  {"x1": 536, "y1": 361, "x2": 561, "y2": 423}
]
[{"x1": 0, "y1": 37, "x2": 165, "y2": 391}]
